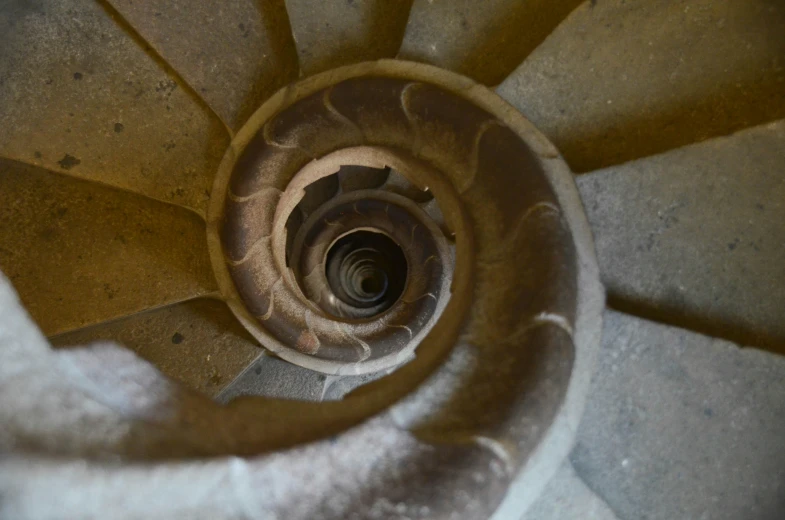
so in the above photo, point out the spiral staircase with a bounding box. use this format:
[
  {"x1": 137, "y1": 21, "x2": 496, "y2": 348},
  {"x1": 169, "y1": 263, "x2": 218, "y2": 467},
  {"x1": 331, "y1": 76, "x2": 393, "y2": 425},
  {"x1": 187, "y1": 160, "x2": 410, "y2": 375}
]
[{"x1": 1, "y1": 1, "x2": 784, "y2": 519}]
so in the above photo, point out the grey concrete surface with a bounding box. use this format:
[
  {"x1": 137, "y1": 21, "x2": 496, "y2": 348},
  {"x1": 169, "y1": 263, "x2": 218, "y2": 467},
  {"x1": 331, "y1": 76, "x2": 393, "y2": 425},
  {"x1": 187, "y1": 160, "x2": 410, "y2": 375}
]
[
  {"x1": 215, "y1": 352, "x2": 326, "y2": 404},
  {"x1": 521, "y1": 461, "x2": 618, "y2": 520},
  {"x1": 215, "y1": 352, "x2": 390, "y2": 404},
  {"x1": 0, "y1": 0, "x2": 228, "y2": 214},
  {"x1": 498, "y1": 0, "x2": 785, "y2": 172},
  {"x1": 400, "y1": 0, "x2": 583, "y2": 86},
  {"x1": 194, "y1": 307, "x2": 785, "y2": 518},
  {"x1": 571, "y1": 310, "x2": 785, "y2": 520},
  {"x1": 1, "y1": 0, "x2": 783, "y2": 516},
  {"x1": 107, "y1": 0, "x2": 299, "y2": 132},
  {"x1": 0, "y1": 158, "x2": 217, "y2": 337},
  {"x1": 577, "y1": 120, "x2": 785, "y2": 354},
  {"x1": 285, "y1": 0, "x2": 413, "y2": 76},
  {"x1": 52, "y1": 299, "x2": 261, "y2": 397}
]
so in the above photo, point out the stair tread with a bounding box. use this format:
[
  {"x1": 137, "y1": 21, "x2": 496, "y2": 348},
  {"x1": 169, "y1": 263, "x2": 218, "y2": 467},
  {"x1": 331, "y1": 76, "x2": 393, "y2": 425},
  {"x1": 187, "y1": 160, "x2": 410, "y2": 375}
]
[
  {"x1": 215, "y1": 353, "x2": 326, "y2": 404},
  {"x1": 216, "y1": 352, "x2": 389, "y2": 404},
  {"x1": 572, "y1": 310, "x2": 785, "y2": 520},
  {"x1": 498, "y1": 0, "x2": 785, "y2": 172},
  {"x1": 51, "y1": 299, "x2": 260, "y2": 398},
  {"x1": 577, "y1": 120, "x2": 785, "y2": 354},
  {"x1": 285, "y1": 0, "x2": 412, "y2": 76},
  {"x1": 0, "y1": 0, "x2": 228, "y2": 214},
  {"x1": 107, "y1": 0, "x2": 299, "y2": 132},
  {"x1": 0, "y1": 158, "x2": 216, "y2": 337},
  {"x1": 399, "y1": 0, "x2": 583, "y2": 85},
  {"x1": 521, "y1": 461, "x2": 619, "y2": 520}
]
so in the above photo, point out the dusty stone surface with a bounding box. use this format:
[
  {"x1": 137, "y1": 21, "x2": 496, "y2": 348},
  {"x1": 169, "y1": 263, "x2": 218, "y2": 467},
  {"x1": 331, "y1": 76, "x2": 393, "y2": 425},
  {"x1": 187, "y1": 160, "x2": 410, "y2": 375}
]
[
  {"x1": 0, "y1": 58, "x2": 605, "y2": 517},
  {"x1": 108, "y1": 0, "x2": 299, "y2": 132},
  {"x1": 572, "y1": 311, "x2": 785, "y2": 520},
  {"x1": 521, "y1": 461, "x2": 618, "y2": 520},
  {"x1": 0, "y1": 267, "x2": 584, "y2": 520},
  {"x1": 209, "y1": 60, "x2": 603, "y2": 517},
  {"x1": 322, "y1": 370, "x2": 392, "y2": 401},
  {"x1": 0, "y1": 0, "x2": 228, "y2": 214},
  {"x1": 52, "y1": 299, "x2": 260, "y2": 398},
  {"x1": 498, "y1": 0, "x2": 785, "y2": 172},
  {"x1": 215, "y1": 353, "x2": 326, "y2": 404},
  {"x1": 216, "y1": 355, "x2": 391, "y2": 404},
  {"x1": 577, "y1": 121, "x2": 785, "y2": 354},
  {"x1": 400, "y1": 0, "x2": 583, "y2": 86},
  {"x1": 0, "y1": 158, "x2": 216, "y2": 336},
  {"x1": 284, "y1": 0, "x2": 413, "y2": 76}
]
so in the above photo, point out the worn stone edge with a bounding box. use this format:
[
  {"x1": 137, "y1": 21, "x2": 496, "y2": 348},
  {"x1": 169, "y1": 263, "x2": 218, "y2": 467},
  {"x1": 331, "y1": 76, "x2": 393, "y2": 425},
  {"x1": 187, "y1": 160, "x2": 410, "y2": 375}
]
[{"x1": 207, "y1": 59, "x2": 605, "y2": 515}]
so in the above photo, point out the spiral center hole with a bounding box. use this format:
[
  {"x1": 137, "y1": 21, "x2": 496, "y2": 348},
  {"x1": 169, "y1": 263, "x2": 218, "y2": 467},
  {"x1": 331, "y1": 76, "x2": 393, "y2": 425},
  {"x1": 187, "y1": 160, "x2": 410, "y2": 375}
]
[
  {"x1": 325, "y1": 230, "x2": 407, "y2": 317},
  {"x1": 360, "y1": 275, "x2": 382, "y2": 296}
]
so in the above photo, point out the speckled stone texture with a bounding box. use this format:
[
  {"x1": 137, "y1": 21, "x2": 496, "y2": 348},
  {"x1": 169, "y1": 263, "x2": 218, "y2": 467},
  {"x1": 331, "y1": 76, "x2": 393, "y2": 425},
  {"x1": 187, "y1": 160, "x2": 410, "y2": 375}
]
[
  {"x1": 498, "y1": 0, "x2": 785, "y2": 172},
  {"x1": 216, "y1": 353, "x2": 326, "y2": 403},
  {"x1": 571, "y1": 310, "x2": 785, "y2": 520},
  {"x1": 215, "y1": 352, "x2": 392, "y2": 403},
  {"x1": 0, "y1": 272, "x2": 568, "y2": 520},
  {"x1": 107, "y1": 0, "x2": 299, "y2": 132},
  {"x1": 0, "y1": 0, "x2": 228, "y2": 213},
  {"x1": 3, "y1": 0, "x2": 783, "y2": 515},
  {"x1": 52, "y1": 299, "x2": 261, "y2": 398},
  {"x1": 0, "y1": 158, "x2": 216, "y2": 336},
  {"x1": 400, "y1": 0, "x2": 584, "y2": 85},
  {"x1": 521, "y1": 461, "x2": 618, "y2": 520},
  {"x1": 284, "y1": 0, "x2": 413, "y2": 75},
  {"x1": 576, "y1": 121, "x2": 785, "y2": 355},
  {"x1": 0, "y1": 59, "x2": 604, "y2": 519}
]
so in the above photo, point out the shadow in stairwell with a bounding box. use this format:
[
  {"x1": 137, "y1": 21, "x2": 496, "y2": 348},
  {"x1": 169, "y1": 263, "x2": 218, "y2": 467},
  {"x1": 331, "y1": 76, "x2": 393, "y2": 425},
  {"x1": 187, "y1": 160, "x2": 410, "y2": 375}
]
[
  {"x1": 399, "y1": 0, "x2": 585, "y2": 86},
  {"x1": 607, "y1": 295, "x2": 785, "y2": 357}
]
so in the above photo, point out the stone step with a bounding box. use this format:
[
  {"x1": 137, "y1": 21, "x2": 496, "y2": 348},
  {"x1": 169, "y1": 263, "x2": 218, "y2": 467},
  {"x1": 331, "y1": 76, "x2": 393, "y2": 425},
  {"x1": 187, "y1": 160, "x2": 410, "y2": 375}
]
[
  {"x1": 215, "y1": 353, "x2": 326, "y2": 404},
  {"x1": 284, "y1": 0, "x2": 412, "y2": 76},
  {"x1": 216, "y1": 351, "x2": 387, "y2": 404},
  {"x1": 51, "y1": 299, "x2": 260, "y2": 398},
  {"x1": 399, "y1": 0, "x2": 583, "y2": 85},
  {"x1": 520, "y1": 461, "x2": 618, "y2": 520},
  {"x1": 497, "y1": 0, "x2": 785, "y2": 172},
  {"x1": 106, "y1": 0, "x2": 299, "y2": 132},
  {"x1": 571, "y1": 310, "x2": 785, "y2": 520},
  {"x1": 0, "y1": 158, "x2": 216, "y2": 337},
  {"x1": 0, "y1": 0, "x2": 228, "y2": 214},
  {"x1": 577, "y1": 121, "x2": 785, "y2": 354}
]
